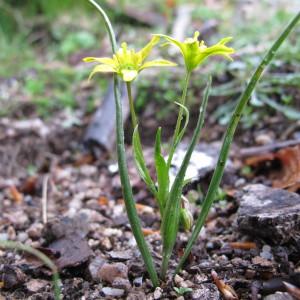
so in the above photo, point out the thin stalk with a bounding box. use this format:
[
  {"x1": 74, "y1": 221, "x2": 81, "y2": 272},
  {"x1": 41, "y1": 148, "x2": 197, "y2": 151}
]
[
  {"x1": 0, "y1": 240, "x2": 61, "y2": 300},
  {"x1": 175, "y1": 11, "x2": 300, "y2": 275},
  {"x1": 161, "y1": 78, "x2": 211, "y2": 279},
  {"x1": 167, "y1": 71, "x2": 191, "y2": 168},
  {"x1": 126, "y1": 82, "x2": 138, "y2": 129},
  {"x1": 88, "y1": 0, "x2": 159, "y2": 287}
]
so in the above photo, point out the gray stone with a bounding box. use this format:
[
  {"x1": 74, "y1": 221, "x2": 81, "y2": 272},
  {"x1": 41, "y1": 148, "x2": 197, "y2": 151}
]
[
  {"x1": 236, "y1": 184, "x2": 300, "y2": 244},
  {"x1": 154, "y1": 287, "x2": 163, "y2": 299},
  {"x1": 112, "y1": 277, "x2": 131, "y2": 291},
  {"x1": 100, "y1": 287, "x2": 125, "y2": 298},
  {"x1": 264, "y1": 292, "x2": 293, "y2": 300},
  {"x1": 27, "y1": 223, "x2": 43, "y2": 240},
  {"x1": 108, "y1": 250, "x2": 133, "y2": 261},
  {"x1": 25, "y1": 279, "x2": 48, "y2": 293},
  {"x1": 98, "y1": 262, "x2": 128, "y2": 284},
  {"x1": 191, "y1": 284, "x2": 220, "y2": 300},
  {"x1": 88, "y1": 256, "x2": 105, "y2": 282}
]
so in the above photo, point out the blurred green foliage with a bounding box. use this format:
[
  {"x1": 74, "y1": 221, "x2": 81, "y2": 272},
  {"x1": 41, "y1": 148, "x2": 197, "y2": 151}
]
[{"x1": 0, "y1": 0, "x2": 299, "y2": 125}]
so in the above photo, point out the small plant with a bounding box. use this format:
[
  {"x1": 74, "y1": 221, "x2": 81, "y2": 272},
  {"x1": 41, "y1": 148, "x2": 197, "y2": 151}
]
[
  {"x1": 174, "y1": 286, "x2": 193, "y2": 296},
  {"x1": 84, "y1": 0, "x2": 300, "y2": 287}
]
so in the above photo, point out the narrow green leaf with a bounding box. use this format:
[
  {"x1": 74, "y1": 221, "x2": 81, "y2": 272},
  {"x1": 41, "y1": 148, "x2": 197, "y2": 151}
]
[
  {"x1": 160, "y1": 78, "x2": 211, "y2": 279},
  {"x1": 260, "y1": 94, "x2": 300, "y2": 120},
  {"x1": 175, "y1": 11, "x2": 300, "y2": 276},
  {"x1": 173, "y1": 101, "x2": 190, "y2": 150},
  {"x1": 133, "y1": 125, "x2": 157, "y2": 196},
  {"x1": 0, "y1": 240, "x2": 61, "y2": 300},
  {"x1": 154, "y1": 127, "x2": 169, "y2": 214}
]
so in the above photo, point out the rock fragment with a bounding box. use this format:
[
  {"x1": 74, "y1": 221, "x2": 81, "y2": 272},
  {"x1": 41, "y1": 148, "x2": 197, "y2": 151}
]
[
  {"x1": 264, "y1": 292, "x2": 294, "y2": 300},
  {"x1": 0, "y1": 265, "x2": 26, "y2": 289},
  {"x1": 191, "y1": 284, "x2": 220, "y2": 300},
  {"x1": 98, "y1": 262, "x2": 128, "y2": 284},
  {"x1": 236, "y1": 184, "x2": 300, "y2": 244},
  {"x1": 100, "y1": 287, "x2": 125, "y2": 298},
  {"x1": 153, "y1": 287, "x2": 163, "y2": 299},
  {"x1": 25, "y1": 279, "x2": 48, "y2": 293}
]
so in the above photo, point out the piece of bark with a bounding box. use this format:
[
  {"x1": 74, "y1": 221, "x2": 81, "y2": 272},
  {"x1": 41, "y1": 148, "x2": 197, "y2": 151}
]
[
  {"x1": 237, "y1": 138, "x2": 300, "y2": 158},
  {"x1": 236, "y1": 184, "x2": 300, "y2": 244},
  {"x1": 83, "y1": 82, "x2": 132, "y2": 156}
]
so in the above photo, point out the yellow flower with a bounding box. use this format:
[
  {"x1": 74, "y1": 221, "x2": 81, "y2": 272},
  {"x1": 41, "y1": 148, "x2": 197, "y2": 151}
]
[
  {"x1": 156, "y1": 31, "x2": 235, "y2": 72},
  {"x1": 83, "y1": 36, "x2": 177, "y2": 82}
]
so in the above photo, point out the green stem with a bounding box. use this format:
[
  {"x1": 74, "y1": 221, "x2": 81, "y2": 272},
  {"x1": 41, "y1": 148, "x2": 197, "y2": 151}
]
[
  {"x1": 175, "y1": 11, "x2": 300, "y2": 275},
  {"x1": 161, "y1": 79, "x2": 211, "y2": 280},
  {"x1": 0, "y1": 240, "x2": 61, "y2": 300},
  {"x1": 126, "y1": 82, "x2": 138, "y2": 129},
  {"x1": 167, "y1": 71, "x2": 191, "y2": 168},
  {"x1": 88, "y1": 0, "x2": 159, "y2": 287}
]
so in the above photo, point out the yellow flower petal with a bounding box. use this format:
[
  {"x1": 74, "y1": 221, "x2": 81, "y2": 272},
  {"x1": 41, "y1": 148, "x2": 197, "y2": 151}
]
[
  {"x1": 140, "y1": 59, "x2": 177, "y2": 70},
  {"x1": 88, "y1": 64, "x2": 115, "y2": 80},
  {"x1": 154, "y1": 34, "x2": 186, "y2": 57},
  {"x1": 138, "y1": 36, "x2": 160, "y2": 62},
  {"x1": 121, "y1": 69, "x2": 138, "y2": 82},
  {"x1": 83, "y1": 57, "x2": 116, "y2": 66},
  {"x1": 196, "y1": 37, "x2": 235, "y2": 65},
  {"x1": 157, "y1": 32, "x2": 235, "y2": 72}
]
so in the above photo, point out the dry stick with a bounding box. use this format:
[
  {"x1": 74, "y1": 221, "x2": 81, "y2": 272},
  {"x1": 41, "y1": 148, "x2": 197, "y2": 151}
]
[
  {"x1": 175, "y1": 11, "x2": 300, "y2": 275},
  {"x1": 42, "y1": 175, "x2": 49, "y2": 224},
  {"x1": 88, "y1": 0, "x2": 159, "y2": 287},
  {"x1": 238, "y1": 138, "x2": 300, "y2": 158},
  {"x1": 0, "y1": 240, "x2": 61, "y2": 300}
]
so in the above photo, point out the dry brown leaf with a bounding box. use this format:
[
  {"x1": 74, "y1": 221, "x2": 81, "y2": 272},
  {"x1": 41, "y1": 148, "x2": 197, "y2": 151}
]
[
  {"x1": 211, "y1": 270, "x2": 239, "y2": 300},
  {"x1": 229, "y1": 242, "x2": 257, "y2": 250},
  {"x1": 9, "y1": 186, "x2": 23, "y2": 204},
  {"x1": 245, "y1": 145, "x2": 300, "y2": 191},
  {"x1": 119, "y1": 200, "x2": 154, "y2": 214},
  {"x1": 273, "y1": 145, "x2": 300, "y2": 190},
  {"x1": 20, "y1": 176, "x2": 37, "y2": 195},
  {"x1": 74, "y1": 154, "x2": 95, "y2": 167},
  {"x1": 98, "y1": 196, "x2": 109, "y2": 206},
  {"x1": 142, "y1": 228, "x2": 159, "y2": 236}
]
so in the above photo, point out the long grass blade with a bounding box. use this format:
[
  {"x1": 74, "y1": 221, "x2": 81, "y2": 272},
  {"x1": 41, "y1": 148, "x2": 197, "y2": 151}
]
[{"x1": 0, "y1": 240, "x2": 61, "y2": 300}]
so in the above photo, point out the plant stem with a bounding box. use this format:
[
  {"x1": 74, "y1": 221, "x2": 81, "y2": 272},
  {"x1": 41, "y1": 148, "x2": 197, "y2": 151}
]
[
  {"x1": 126, "y1": 82, "x2": 138, "y2": 129},
  {"x1": 167, "y1": 71, "x2": 191, "y2": 168},
  {"x1": 0, "y1": 240, "x2": 61, "y2": 300},
  {"x1": 175, "y1": 11, "x2": 300, "y2": 275},
  {"x1": 161, "y1": 79, "x2": 211, "y2": 280},
  {"x1": 88, "y1": 0, "x2": 159, "y2": 287}
]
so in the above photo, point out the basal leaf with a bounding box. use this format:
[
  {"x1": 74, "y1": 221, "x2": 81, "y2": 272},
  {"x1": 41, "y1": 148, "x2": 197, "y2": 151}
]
[
  {"x1": 154, "y1": 127, "x2": 169, "y2": 214},
  {"x1": 132, "y1": 125, "x2": 157, "y2": 196}
]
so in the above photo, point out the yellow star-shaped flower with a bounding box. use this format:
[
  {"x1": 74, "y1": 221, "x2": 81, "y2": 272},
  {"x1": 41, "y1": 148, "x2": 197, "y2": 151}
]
[
  {"x1": 83, "y1": 36, "x2": 177, "y2": 82},
  {"x1": 156, "y1": 31, "x2": 235, "y2": 72}
]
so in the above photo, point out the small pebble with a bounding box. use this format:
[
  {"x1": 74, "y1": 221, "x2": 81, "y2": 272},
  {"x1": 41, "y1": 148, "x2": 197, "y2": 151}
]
[
  {"x1": 264, "y1": 292, "x2": 293, "y2": 300},
  {"x1": 112, "y1": 277, "x2": 131, "y2": 291},
  {"x1": 17, "y1": 232, "x2": 28, "y2": 243},
  {"x1": 133, "y1": 276, "x2": 143, "y2": 287},
  {"x1": 27, "y1": 223, "x2": 43, "y2": 240},
  {"x1": 245, "y1": 269, "x2": 256, "y2": 279},
  {"x1": 88, "y1": 256, "x2": 105, "y2": 282},
  {"x1": 154, "y1": 287, "x2": 163, "y2": 299},
  {"x1": 25, "y1": 279, "x2": 48, "y2": 293},
  {"x1": 100, "y1": 287, "x2": 124, "y2": 298},
  {"x1": 99, "y1": 262, "x2": 128, "y2": 284}
]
